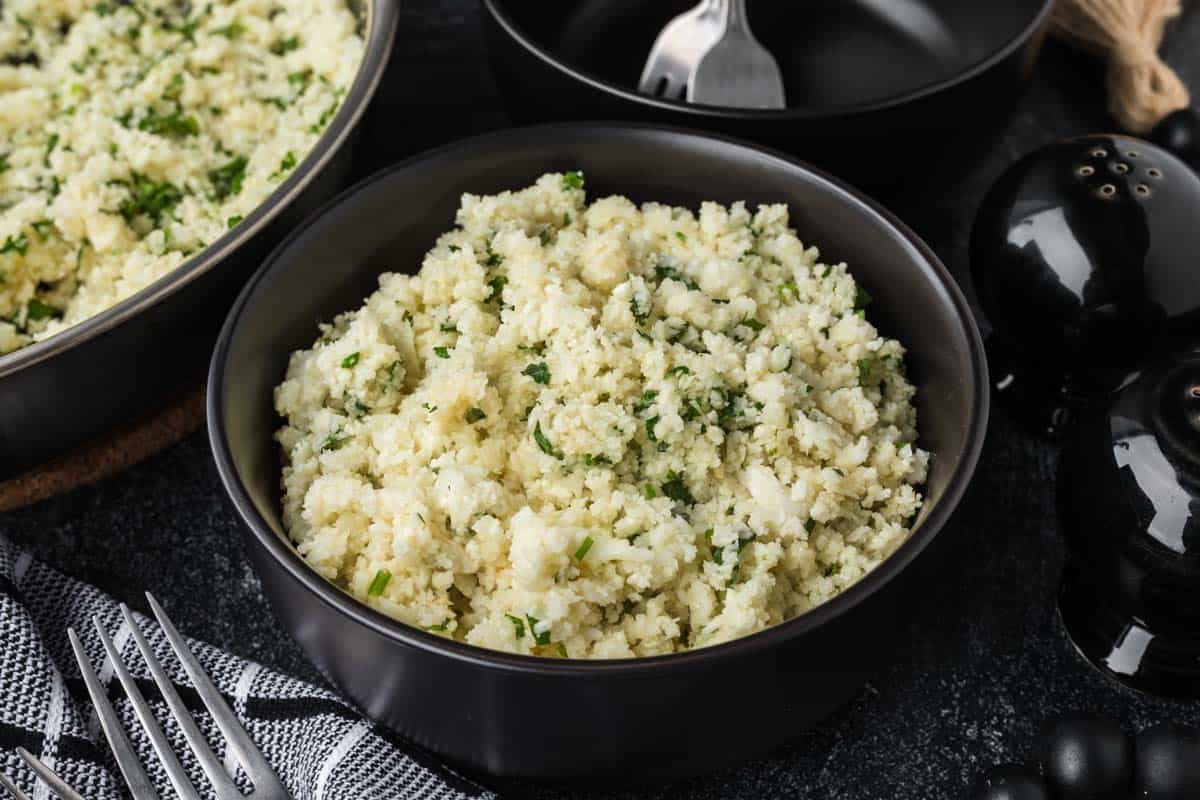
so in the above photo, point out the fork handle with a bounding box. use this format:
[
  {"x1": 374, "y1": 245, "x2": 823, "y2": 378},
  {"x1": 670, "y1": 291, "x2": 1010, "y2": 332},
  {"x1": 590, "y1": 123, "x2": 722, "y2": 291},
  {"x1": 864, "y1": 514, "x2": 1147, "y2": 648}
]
[{"x1": 700, "y1": 0, "x2": 752, "y2": 34}]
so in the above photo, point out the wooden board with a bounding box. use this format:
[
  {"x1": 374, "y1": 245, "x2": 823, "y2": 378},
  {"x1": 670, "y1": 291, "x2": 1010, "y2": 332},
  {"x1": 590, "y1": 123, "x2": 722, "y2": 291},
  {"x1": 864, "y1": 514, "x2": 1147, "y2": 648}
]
[{"x1": 0, "y1": 384, "x2": 206, "y2": 512}]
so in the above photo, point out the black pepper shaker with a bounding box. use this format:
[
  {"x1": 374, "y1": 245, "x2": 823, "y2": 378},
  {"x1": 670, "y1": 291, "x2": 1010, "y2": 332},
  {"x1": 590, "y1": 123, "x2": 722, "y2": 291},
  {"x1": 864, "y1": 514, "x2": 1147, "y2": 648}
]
[
  {"x1": 1055, "y1": 347, "x2": 1200, "y2": 697},
  {"x1": 970, "y1": 134, "x2": 1200, "y2": 436}
]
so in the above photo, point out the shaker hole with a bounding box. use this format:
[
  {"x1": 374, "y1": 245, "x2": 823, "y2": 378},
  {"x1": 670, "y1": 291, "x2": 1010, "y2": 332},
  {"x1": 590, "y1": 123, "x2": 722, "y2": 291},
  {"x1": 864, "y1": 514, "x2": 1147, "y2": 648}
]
[
  {"x1": 1090, "y1": 148, "x2": 1108, "y2": 158},
  {"x1": 1113, "y1": 162, "x2": 1130, "y2": 174},
  {"x1": 1136, "y1": 184, "x2": 1150, "y2": 196},
  {"x1": 1077, "y1": 165, "x2": 1095, "y2": 176},
  {"x1": 1099, "y1": 184, "x2": 1116, "y2": 197},
  {"x1": 1128, "y1": 151, "x2": 1141, "y2": 158},
  {"x1": 1148, "y1": 168, "x2": 1162, "y2": 178},
  {"x1": 1191, "y1": 386, "x2": 1200, "y2": 399}
]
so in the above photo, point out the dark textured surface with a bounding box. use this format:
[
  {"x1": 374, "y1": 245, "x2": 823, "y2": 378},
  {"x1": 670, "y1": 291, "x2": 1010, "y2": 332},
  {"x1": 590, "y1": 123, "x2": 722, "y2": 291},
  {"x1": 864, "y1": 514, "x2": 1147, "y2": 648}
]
[{"x1": 5, "y1": 2, "x2": 1200, "y2": 798}]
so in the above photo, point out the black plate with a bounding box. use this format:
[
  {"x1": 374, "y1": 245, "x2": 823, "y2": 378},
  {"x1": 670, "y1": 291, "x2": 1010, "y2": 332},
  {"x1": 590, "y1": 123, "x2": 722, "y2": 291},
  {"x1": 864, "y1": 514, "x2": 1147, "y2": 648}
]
[
  {"x1": 208, "y1": 123, "x2": 989, "y2": 783},
  {"x1": 481, "y1": 0, "x2": 1053, "y2": 190}
]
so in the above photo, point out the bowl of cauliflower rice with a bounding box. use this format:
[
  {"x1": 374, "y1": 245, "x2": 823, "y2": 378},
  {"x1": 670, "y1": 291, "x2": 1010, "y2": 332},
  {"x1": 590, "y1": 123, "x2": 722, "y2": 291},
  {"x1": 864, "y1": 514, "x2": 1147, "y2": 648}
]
[
  {"x1": 0, "y1": 0, "x2": 397, "y2": 477},
  {"x1": 210, "y1": 124, "x2": 989, "y2": 781}
]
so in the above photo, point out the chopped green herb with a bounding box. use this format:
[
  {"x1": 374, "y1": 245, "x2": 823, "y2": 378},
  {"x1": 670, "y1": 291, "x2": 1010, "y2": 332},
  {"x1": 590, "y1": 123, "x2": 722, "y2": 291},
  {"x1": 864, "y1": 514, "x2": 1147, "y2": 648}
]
[
  {"x1": 666, "y1": 365, "x2": 692, "y2": 377},
  {"x1": 526, "y1": 615, "x2": 551, "y2": 645},
  {"x1": 116, "y1": 173, "x2": 183, "y2": 227},
  {"x1": 855, "y1": 285, "x2": 872, "y2": 310},
  {"x1": 661, "y1": 471, "x2": 695, "y2": 505},
  {"x1": 654, "y1": 264, "x2": 699, "y2": 291},
  {"x1": 633, "y1": 390, "x2": 658, "y2": 414},
  {"x1": 778, "y1": 281, "x2": 797, "y2": 299},
  {"x1": 367, "y1": 569, "x2": 391, "y2": 596},
  {"x1": 742, "y1": 318, "x2": 765, "y2": 331},
  {"x1": 582, "y1": 453, "x2": 611, "y2": 467},
  {"x1": 341, "y1": 352, "x2": 360, "y2": 369},
  {"x1": 271, "y1": 34, "x2": 300, "y2": 54},
  {"x1": 821, "y1": 264, "x2": 833, "y2": 278},
  {"x1": 805, "y1": 518, "x2": 817, "y2": 533},
  {"x1": 226, "y1": 215, "x2": 243, "y2": 229},
  {"x1": 320, "y1": 427, "x2": 349, "y2": 452},
  {"x1": 139, "y1": 105, "x2": 199, "y2": 139},
  {"x1": 0, "y1": 153, "x2": 9, "y2": 173},
  {"x1": 464, "y1": 407, "x2": 487, "y2": 424},
  {"x1": 484, "y1": 246, "x2": 503, "y2": 267},
  {"x1": 425, "y1": 619, "x2": 451, "y2": 632},
  {"x1": 706, "y1": 530, "x2": 725, "y2": 565},
  {"x1": 517, "y1": 341, "x2": 547, "y2": 355},
  {"x1": 823, "y1": 563, "x2": 841, "y2": 578},
  {"x1": 857, "y1": 359, "x2": 872, "y2": 383},
  {"x1": 163, "y1": 72, "x2": 184, "y2": 100},
  {"x1": 487, "y1": 275, "x2": 507, "y2": 302},
  {"x1": 556, "y1": 643, "x2": 568, "y2": 658},
  {"x1": 630, "y1": 294, "x2": 651, "y2": 323},
  {"x1": 0, "y1": 234, "x2": 29, "y2": 256},
  {"x1": 439, "y1": 321, "x2": 458, "y2": 333},
  {"x1": 271, "y1": 150, "x2": 298, "y2": 180},
  {"x1": 43, "y1": 133, "x2": 59, "y2": 168},
  {"x1": 573, "y1": 536, "x2": 594, "y2": 561},
  {"x1": 505, "y1": 613, "x2": 526, "y2": 639},
  {"x1": 561, "y1": 171, "x2": 584, "y2": 190},
  {"x1": 533, "y1": 422, "x2": 560, "y2": 458},
  {"x1": 211, "y1": 21, "x2": 244, "y2": 38},
  {"x1": 433, "y1": 346, "x2": 450, "y2": 359},
  {"x1": 522, "y1": 361, "x2": 550, "y2": 385},
  {"x1": 644, "y1": 415, "x2": 660, "y2": 442},
  {"x1": 422, "y1": 402, "x2": 437, "y2": 413},
  {"x1": 674, "y1": 231, "x2": 686, "y2": 243},
  {"x1": 448, "y1": 244, "x2": 461, "y2": 253},
  {"x1": 30, "y1": 220, "x2": 53, "y2": 241},
  {"x1": 26, "y1": 299, "x2": 61, "y2": 322},
  {"x1": 643, "y1": 483, "x2": 657, "y2": 499}
]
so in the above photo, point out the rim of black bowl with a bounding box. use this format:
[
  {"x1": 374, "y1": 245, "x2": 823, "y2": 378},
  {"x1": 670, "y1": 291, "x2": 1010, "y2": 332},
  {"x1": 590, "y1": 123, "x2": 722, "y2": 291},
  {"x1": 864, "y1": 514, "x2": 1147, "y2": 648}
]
[
  {"x1": 208, "y1": 122, "x2": 991, "y2": 676},
  {"x1": 0, "y1": 0, "x2": 399, "y2": 380},
  {"x1": 480, "y1": 0, "x2": 1055, "y2": 119}
]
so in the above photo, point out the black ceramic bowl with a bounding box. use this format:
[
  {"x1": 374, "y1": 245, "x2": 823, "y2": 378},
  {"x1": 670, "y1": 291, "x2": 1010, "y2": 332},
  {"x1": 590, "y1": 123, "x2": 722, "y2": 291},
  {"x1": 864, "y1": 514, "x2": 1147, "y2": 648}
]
[
  {"x1": 208, "y1": 124, "x2": 989, "y2": 783},
  {"x1": 481, "y1": 0, "x2": 1053, "y2": 188},
  {"x1": 0, "y1": 0, "x2": 398, "y2": 479}
]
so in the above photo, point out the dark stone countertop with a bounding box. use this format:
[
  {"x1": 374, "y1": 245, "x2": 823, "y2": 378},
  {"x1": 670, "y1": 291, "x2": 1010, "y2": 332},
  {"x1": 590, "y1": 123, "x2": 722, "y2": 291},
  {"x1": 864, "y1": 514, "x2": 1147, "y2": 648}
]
[{"x1": 5, "y1": 2, "x2": 1200, "y2": 798}]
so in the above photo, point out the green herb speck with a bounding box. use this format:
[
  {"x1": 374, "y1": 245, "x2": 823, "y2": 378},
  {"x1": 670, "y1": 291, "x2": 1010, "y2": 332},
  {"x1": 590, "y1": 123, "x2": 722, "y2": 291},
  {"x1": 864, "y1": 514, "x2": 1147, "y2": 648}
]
[
  {"x1": 522, "y1": 361, "x2": 550, "y2": 385},
  {"x1": 367, "y1": 569, "x2": 391, "y2": 596},
  {"x1": 341, "y1": 352, "x2": 360, "y2": 369},
  {"x1": 573, "y1": 536, "x2": 594, "y2": 561}
]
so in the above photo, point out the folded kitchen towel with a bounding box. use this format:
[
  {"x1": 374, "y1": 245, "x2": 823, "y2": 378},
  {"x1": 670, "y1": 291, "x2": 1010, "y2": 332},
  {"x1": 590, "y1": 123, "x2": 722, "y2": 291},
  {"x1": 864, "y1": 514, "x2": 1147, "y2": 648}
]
[{"x1": 0, "y1": 536, "x2": 497, "y2": 800}]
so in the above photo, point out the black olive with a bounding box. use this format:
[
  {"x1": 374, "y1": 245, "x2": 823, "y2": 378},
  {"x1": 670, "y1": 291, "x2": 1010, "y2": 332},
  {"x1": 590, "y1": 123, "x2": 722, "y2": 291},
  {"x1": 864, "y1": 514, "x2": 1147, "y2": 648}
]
[
  {"x1": 1037, "y1": 712, "x2": 1132, "y2": 800},
  {"x1": 1133, "y1": 722, "x2": 1200, "y2": 800},
  {"x1": 1150, "y1": 108, "x2": 1200, "y2": 173},
  {"x1": 970, "y1": 765, "x2": 1052, "y2": 800}
]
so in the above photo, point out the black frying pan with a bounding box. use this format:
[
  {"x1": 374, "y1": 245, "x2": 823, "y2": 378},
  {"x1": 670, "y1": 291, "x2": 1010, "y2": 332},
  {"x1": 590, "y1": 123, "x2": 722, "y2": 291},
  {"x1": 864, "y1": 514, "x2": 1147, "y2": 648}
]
[
  {"x1": 481, "y1": 0, "x2": 1054, "y2": 190},
  {"x1": 0, "y1": 0, "x2": 398, "y2": 480}
]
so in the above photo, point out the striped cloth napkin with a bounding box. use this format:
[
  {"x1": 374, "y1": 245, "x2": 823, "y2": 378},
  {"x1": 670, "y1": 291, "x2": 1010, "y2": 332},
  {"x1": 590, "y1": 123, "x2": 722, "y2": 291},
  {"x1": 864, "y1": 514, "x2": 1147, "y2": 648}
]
[{"x1": 0, "y1": 536, "x2": 497, "y2": 800}]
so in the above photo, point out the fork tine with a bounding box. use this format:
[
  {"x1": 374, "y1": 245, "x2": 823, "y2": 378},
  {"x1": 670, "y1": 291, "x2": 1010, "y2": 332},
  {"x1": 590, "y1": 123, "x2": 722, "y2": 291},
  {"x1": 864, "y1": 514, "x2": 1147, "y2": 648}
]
[
  {"x1": 68, "y1": 628, "x2": 160, "y2": 800},
  {"x1": 0, "y1": 769, "x2": 33, "y2": 800},
  {"x1": 14, "y1": 749, "x2": 85, "y2": 800},
  {"x1": 92, "y1": 617, "x2": 203, "y2": 800},
  {"x1": 119, "y1": 603, "x2": 242, "y2": 797},
  {"x1": 145, "y1": 593, "x2": 283, "y2": 790}
]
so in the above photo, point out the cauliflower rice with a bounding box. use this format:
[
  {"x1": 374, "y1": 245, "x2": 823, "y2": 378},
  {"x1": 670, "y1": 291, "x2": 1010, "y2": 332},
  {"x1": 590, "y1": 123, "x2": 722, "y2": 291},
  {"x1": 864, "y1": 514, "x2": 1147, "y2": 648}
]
[
  {"x1": 0, "y1": 0, "x2": 364, "y2": 354},
  {"x1": 274, "y1": 173, "x2": 931, "y2": 659}
]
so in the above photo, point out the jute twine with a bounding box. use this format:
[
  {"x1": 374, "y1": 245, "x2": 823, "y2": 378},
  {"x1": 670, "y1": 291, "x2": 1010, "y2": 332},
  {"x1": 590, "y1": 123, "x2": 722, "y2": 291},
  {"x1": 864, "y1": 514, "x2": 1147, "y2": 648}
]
[{"x1": 1052, "y1": 0, "x2": 1191, "y2": 133}]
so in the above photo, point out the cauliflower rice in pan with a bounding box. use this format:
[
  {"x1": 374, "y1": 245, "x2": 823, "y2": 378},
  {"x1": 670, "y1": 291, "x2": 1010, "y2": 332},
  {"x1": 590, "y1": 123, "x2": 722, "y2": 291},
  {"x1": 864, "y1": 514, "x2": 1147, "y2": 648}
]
[
  {"x1": 0, "y1": 0, "x2": 364, "y2": 354},
  {"x1": 274, "y1": 173, "x2": 931, "y2": 658}
]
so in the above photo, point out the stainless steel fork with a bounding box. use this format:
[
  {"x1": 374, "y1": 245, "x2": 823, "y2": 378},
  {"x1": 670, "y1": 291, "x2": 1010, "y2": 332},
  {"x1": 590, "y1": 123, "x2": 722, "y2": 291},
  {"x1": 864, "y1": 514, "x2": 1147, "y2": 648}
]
[
  {"x1": 637, "y1": 0, "x2": 726, "y2": 100},
  {"x1": 61, "y1": 593, "x2": 291, "y2": 800},
  {"x1": 638, "y1": 0, "x2": 785, "y2": 108}
]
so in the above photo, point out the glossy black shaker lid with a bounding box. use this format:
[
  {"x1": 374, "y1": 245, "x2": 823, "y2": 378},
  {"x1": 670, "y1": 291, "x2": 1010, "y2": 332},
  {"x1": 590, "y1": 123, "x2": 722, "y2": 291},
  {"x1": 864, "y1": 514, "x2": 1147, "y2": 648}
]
[{"x1": 971, "y1": 134, "x2": 1200, "y2": 436}]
